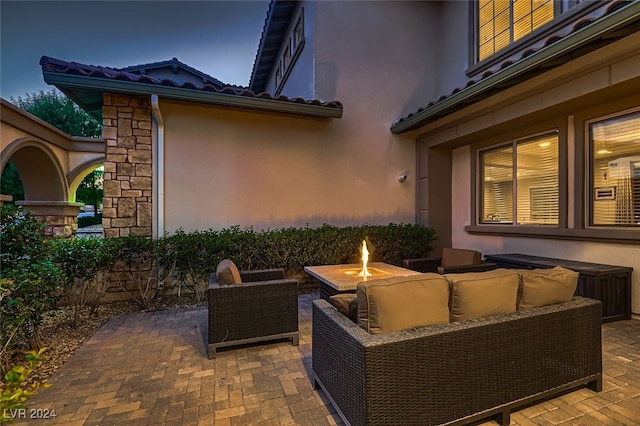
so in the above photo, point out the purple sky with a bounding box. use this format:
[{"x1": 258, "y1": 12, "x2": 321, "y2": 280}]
[{"x1": 0, "y1": 0, "x2": 270, "y2": 100}]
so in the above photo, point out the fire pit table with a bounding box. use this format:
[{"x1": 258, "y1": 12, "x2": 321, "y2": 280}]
[{"x1": 304, "y1": 262, "x2": 420, "y2": 300}]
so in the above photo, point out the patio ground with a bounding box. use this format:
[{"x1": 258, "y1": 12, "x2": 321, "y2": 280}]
[{"x1": 15, "y1": 294, "x2": 640, "y2": 425}]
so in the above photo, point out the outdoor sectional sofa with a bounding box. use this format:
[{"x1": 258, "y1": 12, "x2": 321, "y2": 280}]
[{"x1": 312, "y1": 268, "x2": 602, "y2": 426}]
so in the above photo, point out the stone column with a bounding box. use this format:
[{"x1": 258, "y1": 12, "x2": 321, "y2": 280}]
[
  {"x1": 102, "y1": 93, "x2": 153, "y2": 238},
  {"x1": 0, "y1": 194, "x2": 13, "y2": 206},
  {"x1": 16, "y1": 201, "x2": 82, "y2": 238}
]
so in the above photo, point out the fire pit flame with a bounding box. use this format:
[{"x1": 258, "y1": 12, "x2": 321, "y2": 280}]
[{"x1": 357, "y1": 240, "x2": 370, "y2": 278}]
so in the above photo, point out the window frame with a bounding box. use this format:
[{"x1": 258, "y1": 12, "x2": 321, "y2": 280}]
[
  {"x1": 468, "y1": 0, "x2": 601, "y2": 78},
  {"x1": 585, "y1": 107, "x2": 640, "y2": 229},
  {"x1": 465, "y1": 103, "x2": 640, "y2": 244},
  {"x1": 274, "y1": 10, "x2": 305, "y2": 95},
  {"x1": 478, "y1": 130, "x2": 560, "y2": 227}
]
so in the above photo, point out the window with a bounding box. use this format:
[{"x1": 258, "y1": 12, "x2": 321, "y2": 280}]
[
  {"x1": 293, "y1": 17, "x2": 303, "y2": 50},
  {"x1": 480, "y1": 132, "x2": 558, "y2": 225},
  {"x1": 283, "y1": 39, "x2": 292, "y2": 68},
  {"x1": 589, "y1": 110, "x2": 640, "y2": 227},
  {"x1": 275, "y1": 61, "x2": 282, "y2": 87},
  {"x1": 478, "y1": 0, "x2": 554, "y2": 61},
  {"x1": 273, "y1": 12, "x2": 304, "y2": 94}
]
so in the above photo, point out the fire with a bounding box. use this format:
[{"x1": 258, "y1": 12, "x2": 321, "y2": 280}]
[{"x1": 357, "y1": 240, "x2": 371, "y2": 278}]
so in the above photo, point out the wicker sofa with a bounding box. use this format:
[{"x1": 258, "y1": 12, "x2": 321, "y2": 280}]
[
  {"x1": 312, "y1": 269, "x2": 602, "y2": 426},
  {"x1": 208, "y1": 265, "x2": 299, "y2": 359}
]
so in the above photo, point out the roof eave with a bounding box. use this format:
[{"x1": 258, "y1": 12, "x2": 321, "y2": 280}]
[
  {"x1": 390, "y1": 1, "x2": 640, "y2": 135},
  {"x1": 43, "y1": 72, "x2": 343, "y2": 120}
]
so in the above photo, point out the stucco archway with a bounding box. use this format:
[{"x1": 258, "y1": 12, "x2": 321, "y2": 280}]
[
  {"x1": 67, "y1": 157, "x2": 105, "y2": 203},
  {"x1": 1, "y1": 138, "x2": 68, "y2": 202},
  {"x1": 1, "y1": 138, "x2": 83, "y2": 237}
]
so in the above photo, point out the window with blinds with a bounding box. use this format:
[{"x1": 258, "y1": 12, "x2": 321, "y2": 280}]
[
  {"x1": 590, "y1": 111, "x2": 640, "y2": 226},
  {"x1": 481, "y1": 132, "x2": 559, "y2": 225},
  {"x1": 478, "y1": 0, "x2": 555, "y2": 61}
]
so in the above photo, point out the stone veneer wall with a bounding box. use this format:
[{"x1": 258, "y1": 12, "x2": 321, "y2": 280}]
[
  {"x1": 102, "y1": 93, "x2": 153, "y2": 238},
  {"x1": 38, "y1": 214, "x2": 78, "y2": 238}
]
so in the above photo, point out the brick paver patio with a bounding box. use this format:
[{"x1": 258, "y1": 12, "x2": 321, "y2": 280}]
[{"x1": 16, "y1": 294, "x2": 640, "y2": 425}]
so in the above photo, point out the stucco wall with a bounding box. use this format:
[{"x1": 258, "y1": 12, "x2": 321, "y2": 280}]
[
  {"x1": 157, "y1": 2, "x2": 446, "y2": 234},
  {"x1": 314, "y1": 1, "x2": 439, "y2": 119},
  {"x1": 434, "y1": 0, "x2": 471, "y2": 97},
  {"x1": 158, "y1": 99, "x2": 416, "y2": 233}
]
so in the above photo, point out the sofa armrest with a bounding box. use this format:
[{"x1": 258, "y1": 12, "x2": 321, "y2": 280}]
[{"x1": 402, "y1": 257, "x2": 441, "y2": 273}]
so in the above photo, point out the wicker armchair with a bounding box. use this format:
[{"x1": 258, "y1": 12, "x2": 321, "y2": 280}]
[
  {"x1": 403, "y1": 247, "x2": 497, "y2": 274},
  {"x1": 208, "y1": 267, "x2": 299, "y2": 359}
]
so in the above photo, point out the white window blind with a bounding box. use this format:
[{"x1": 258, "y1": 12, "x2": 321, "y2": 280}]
[
  {"x1": 481, "y1": 132, "x2": 559, "y2": 225},
  {"x1": 590, "y1": 111, "x2": 640, "y2": 226}
]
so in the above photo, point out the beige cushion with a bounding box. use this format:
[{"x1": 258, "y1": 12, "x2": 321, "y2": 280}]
[
  {"x1": 329, "y1": 293, "x2": 358, "y2": 321},
  {"x1": 216, "y1": 259, "x2": 242, "y2": 285},
  {"x1": 444, "y1": 268, "x2": 518, "y2": 282},
  {"x1": 357, "y1": 273, "x2": 450, "y2": 335},
  {"x1": 448, "y1": 271, "x2": 519, "y2": 322},
  {"x1": 518, "y1": 266, "x2": 579, "y2": 310}
]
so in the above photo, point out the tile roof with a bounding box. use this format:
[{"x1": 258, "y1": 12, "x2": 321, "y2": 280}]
[
  {"x1": 39, "y1": 56, "x2": 343, "y2": 119},
  {"x1": 119, "y1": 57, "x2": 234, "y2": 89},
  {"x1": 391, "y1": 0, "x2": 639, "y2": 134},
  {"x1": 249, "y1": 0, "x2": 298, "y2": 93}
]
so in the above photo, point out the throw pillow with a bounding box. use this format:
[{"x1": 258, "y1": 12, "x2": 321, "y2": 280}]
[
  {"x1": 518, "y1": 266, "x2": 579, "y2": 310},
  {"x1": 444, "y1": 268, "x2": 521, "y2": 311},
  {"x1": 448, "y1": 272, "x2": 519, "y2": 322},
  {"x1": 216, "y1": 259, "x2": 242, "y2": 285},
  {"x1": 357, "y1": 273, "x2": 450, "y2": 334}
]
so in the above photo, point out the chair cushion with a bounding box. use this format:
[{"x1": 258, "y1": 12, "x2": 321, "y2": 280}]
[
  {"x1": 440, "y1": 248, "x2": 482, "y2": 267},
  {"x1": 216, "y1": 259, "x2": 242, "y2": 285},
  {"x1": 329, "y1": 294, "x2": 358, "y2": 321},
  {"x1": 357, "y1": 273, "x2": 450, "y2": 335},
  {"x1": 518, "y1": 266, "x2": 579, "y2": 310},
  {"x1": 447, "y1": 270, "x2": 519, "y2": 322}
]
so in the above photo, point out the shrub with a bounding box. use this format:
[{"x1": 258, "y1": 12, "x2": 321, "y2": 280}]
[
  {"x1": 161, "y1": 229, "x2": 211, "y2": 301},
  {"x1": 0, "y1": 205, "x2": 61, "y2": 368},
  {"x1": 159, "y1": 223, "x2": 436, "y2": 289},
  {"x1": 107, "y1": 236, "x2": 173, "y2": 309},
  {"x1": 215, "y1": 223, "x2": 436, "y2": 270},
  {"x1": 0, "y1": 348, "x2": 50, "y2": 423},
  {"x1": 49, "y1": 237, "x2": 115, "y2": 328}
]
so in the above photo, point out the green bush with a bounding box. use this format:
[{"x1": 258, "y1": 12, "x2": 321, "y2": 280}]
[
  {"x1": 107, "y1": 236, "x2": 174, "y2": 309},
  {"x1": 0, "y1": 205, "x2": 61, "y2": 368},
  {"x1": 0, "y1": 348, "x2": 50, "y2": 423},
  {"x1": 49, "y1": 237, "x2": 115, "y2": 328},
  {"x1": 160, "y1": 223, "x2": 436, "y2": 290}
]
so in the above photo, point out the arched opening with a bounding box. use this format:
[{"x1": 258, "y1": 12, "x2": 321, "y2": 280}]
[
  {"x1": 0, "y1": 160, "x2": 24, "y2": 203},
  {"x1": 68, "y1": 160, "x2": 104, "y2": 231},
  {"x1": 1, "y1": 139, "x2": 81, "y2": 238},
  {"x1": 1, "y1": 140, "x2": 68, "y2": 202}
]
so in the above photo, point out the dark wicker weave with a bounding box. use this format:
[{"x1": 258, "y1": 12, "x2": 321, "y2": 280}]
[
  {"x1": 403, "y1": 257, "x2": 497, "y2": 274},
  {"x1": 208, "y1": 268, "x2": 299, "y2": 359},
  {"x1": 312, "y1": 297, "x2": 602, "y2": 426}
]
